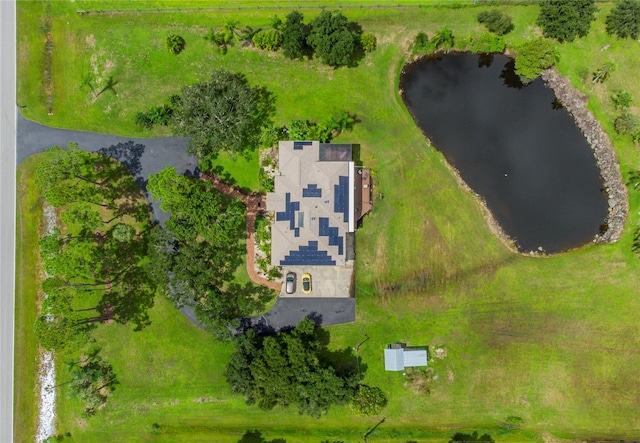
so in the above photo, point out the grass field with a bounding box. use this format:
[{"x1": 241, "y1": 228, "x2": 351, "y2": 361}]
[
  {"x1": 14, "y1": 155, "x2": 45, "y2": 443},
  {"x1": 15, "y1": 1, "x2": 640, "y2": 442}
]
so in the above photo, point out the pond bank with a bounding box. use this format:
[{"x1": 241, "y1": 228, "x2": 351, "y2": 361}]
[{"x1": 541, "y1": 68, "x2": 628, "y2": 245}]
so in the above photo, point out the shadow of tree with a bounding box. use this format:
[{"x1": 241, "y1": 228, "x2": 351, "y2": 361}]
[
  {"x1": 500, "y1": 59, "x2": 525, "y2": 90},
  {"x1": 98, "y1": 141, "x2": 146, "y2": 189},
  {"x1": 237, "y1": 429, "x2": 286, "y2": 443}
]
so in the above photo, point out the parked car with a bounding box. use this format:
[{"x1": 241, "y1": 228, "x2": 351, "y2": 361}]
[
  {"x1": 302, "y1": 273, "x2": 312, "y2": 294},
  {"x1": 285, "y1": 272, "x2": 296, "y2": 294}
]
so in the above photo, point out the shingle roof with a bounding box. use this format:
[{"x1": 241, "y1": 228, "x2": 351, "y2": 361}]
[{"x1": 267, "y1": 141, "x2": 354, "y2": 266}]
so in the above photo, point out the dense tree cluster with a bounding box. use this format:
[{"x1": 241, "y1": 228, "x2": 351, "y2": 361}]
[
  {"x1": 606, "y1": 0, "x2": 640, "y2": 40},
  {"x1": 307, "y1": 10, "x2": 363, "y2": 67},
  {"x1": 147, "y1": 166, "x2": 273, "y2": 339},
  {"x1": 537, "y1": 0, "x2": 597, "y2": 42},
  {"x1": 477, "y1": 9, "x2": 514, "y2": 35},
  {"x1": 223, "y1": 10, "x2": 370, "y2": 67},
  {"x1": 514, "y1": 38, "x2": 559, "y2": 82},
  {"x1": 225, "y1": 319, "x2": 363, "y2": 417},
  {"x1": 35, "y1": 145, "x2": 155, "y2": 352},
  {"x1": 170, "y1": 70, "x2": 275, "y2": 168}
]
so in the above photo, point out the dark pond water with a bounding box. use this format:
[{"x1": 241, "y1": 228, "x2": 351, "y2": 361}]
[{"x1": 400, "y1": 52, "x2": 608, "y2": 253}]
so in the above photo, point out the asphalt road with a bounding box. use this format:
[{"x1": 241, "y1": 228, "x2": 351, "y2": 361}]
[
  {"x1": 1, "y1": 2, "x2": 16, "y2": 442},
  {"x1": 17, "y1": 113, "x2": 196, "y2": 224}
]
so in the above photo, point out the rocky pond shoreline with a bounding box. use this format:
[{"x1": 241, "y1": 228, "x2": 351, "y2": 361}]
[{"x1": 541, "y1": 68, "x2": 628, "y2": 245}]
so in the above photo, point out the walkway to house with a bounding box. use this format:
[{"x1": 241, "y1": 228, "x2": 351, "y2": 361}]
[{"x1": 200, "y1": 173, "x2": 282, "y2": 292}]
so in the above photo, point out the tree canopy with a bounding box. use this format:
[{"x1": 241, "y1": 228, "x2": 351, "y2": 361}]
[
  {"x1": 282, "y1": 11, "x2": 311, "y2": 59},
  {"x1": 147, "y1": 166, "x2": 273, "y2": 339},
  {"x1": 307, "y1": 10, "x2": 363, "y2": 67},
  {"x1": 225, "y1": 319, "x2": 362, "y2": 417},
  {"x1": 477, "y1": 9, "x2": 514, "y2": 35},
  {"x1": 514, "y1": 38, "x2": 559, "y2": 82},
  {"x1": 35, "y1": 145, "x2": 155, "y2": 352},
  {"x1": 170, "y1": 70, "x2": 275, "y2": 167},
  {"x1": 537, "y1": 0, "x2": 597, "y2": 42},
  {"x1": 606, "y1": 0, "x2": 640, "y2": 39}
]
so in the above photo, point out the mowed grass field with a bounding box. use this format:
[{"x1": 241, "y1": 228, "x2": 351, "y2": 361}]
[{"x1": 15, "y1": 1, "x2": 640, "y2": 442}]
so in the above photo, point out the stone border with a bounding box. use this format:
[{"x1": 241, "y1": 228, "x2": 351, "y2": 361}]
[{"x1": 541, "y1": 67, "x2": 628, "y2": 245}]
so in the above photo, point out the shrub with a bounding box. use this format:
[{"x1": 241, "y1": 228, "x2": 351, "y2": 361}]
[
  {"x1": 252, "y1": 28, "x2": 282, "y2": 51},
  {"x1": 258, "y1": 167, "x2": 275, "y2": 192},
  {"x1": 361, "y1": 33, "x2": 377, "y2": 52},
  {"x1": 431, "y1": 26, "x2": 455, "y2": 50},
  {"x1": 134, "y1": 104, "x2": 174, "y2": 129},
  {"x1": 591, "y1": 62, "x2": 616, "y2": 84},
  {"x1": 412, "y1": 32, "x2": 431, "y2": 55},
  {"x1": 261, "y1": 126, "x2": 288, "y2": 147},
  {"x1": 614, "y1": 113, "x2": 640, "y2": 135},
  {"x1": 611, "y1": 90, "x2": 632, "y2": 111},
  {"x1": 606, "y1": 0, "x2": 640, "y2": 39},
  {"x1": 134, "y1": 112, "x2": 153, "y2": 130},
  {"x1": 288, "y1": 119, "x2": 313, "y2": 140},
  {"x1": 166, "y1": 34, "x2": 186, "y2": 54},
  {"x1": 477, "y1": 9, "x2": 514, "y2": 35},
  {"x1": 351, "y1": 385, "x2": 387, "y2": 416},
  {"x1": 514, "y1": 38, "x2": 559, "y2": 82},
  {"x1": 470, "y1": 33, "x2": 505, "y2": 53}
]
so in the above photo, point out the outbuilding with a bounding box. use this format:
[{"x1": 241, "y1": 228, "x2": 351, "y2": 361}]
[{"x1": 384, "y1": 343, "x2": 428, "y2": 371}]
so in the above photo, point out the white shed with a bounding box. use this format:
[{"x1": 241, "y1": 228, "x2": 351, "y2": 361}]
[{"x1": 384, "y1": 347, "x2": 428, "y2": 371}]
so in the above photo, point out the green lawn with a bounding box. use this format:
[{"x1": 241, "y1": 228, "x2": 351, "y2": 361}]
[
  {"x1": 14, "y1": 155, "x2": 45, "y2": 443},
  {"x1": 15, "y1": 1, "x2": 640, "y2": 442}
]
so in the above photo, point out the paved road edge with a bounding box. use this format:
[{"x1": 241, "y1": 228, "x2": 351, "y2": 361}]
[{"x1": 1, "y1": 1, "x2": 17, "y2": 442}]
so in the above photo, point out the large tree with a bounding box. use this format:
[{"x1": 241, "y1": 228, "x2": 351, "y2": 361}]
[
  {"x1": 514, "y1": 38, "x2": 559, "y2": 82},
  {"x1": 307, "y1": 10, "x2": 362, "y2": 67},
  {"x1": 537, "y1": 0, "x2": 597, "y2": 42},
  {"x1": 606, "y1": 0, "x2": 640, "y2": 40},
  {"x1": 281, "y1": 10, "x2": 310, "y2": 59},
  {"x1": 225, "y1": 319, "x2": 362, "y2": 417},
  {"x1": 147, "y1": 166, "x2": 272, "y2": 338},
  {"x1": 63, "y1": 351, "x2": 118, "y2": 417},
  {"x1": 170, "y1": 70, "x2": 275, "y2": 166}
]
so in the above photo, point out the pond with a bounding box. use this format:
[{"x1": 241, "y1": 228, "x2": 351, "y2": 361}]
[{"x1": 400, "y1": 52, "x2": 608, "y2": 254}]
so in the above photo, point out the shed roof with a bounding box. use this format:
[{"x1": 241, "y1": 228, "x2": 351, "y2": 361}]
[
  {"x1": 384, "y1": 347, "x2": 428, "y2": 371},
  {"x1": 384, "y1": 348, "x2": 405, "y2": 371}
]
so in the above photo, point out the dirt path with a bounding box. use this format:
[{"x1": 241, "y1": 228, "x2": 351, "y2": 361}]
[{"x1": 200, "y1": 173, "x2": 281, "y2": 292}]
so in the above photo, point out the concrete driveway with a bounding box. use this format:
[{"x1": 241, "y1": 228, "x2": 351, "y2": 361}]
[{"x1": 280, "y1": 265, "x2": 354, "y2": 298}]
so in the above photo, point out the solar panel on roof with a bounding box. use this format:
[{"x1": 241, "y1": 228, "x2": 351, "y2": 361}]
[
  {"x1": 275, "y1": 193, "x2": 300, "y2": 230},
  {"x1": 280, "y1": 241, "x2": 336, "y2": 266},
  {"x1": 333, "y1": 176, "x2": 350, "y2": 223},
  {"x1": 303, "y1": 184, "x2": 322, "y2": 198},
  {"x1": 293, "y1": 141, "x2": 313, "y2": 150},
  {"x1": 319, "y1": 217, "x2": 344, "y2": 256}
]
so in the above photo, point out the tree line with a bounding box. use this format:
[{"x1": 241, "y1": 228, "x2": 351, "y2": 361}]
[
  {"x1": 35, "y1": 144, "x2": 155, "y2": 415},
  {"x1": 202, "y1": 10, "x2": 376, "y2": 67}
]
